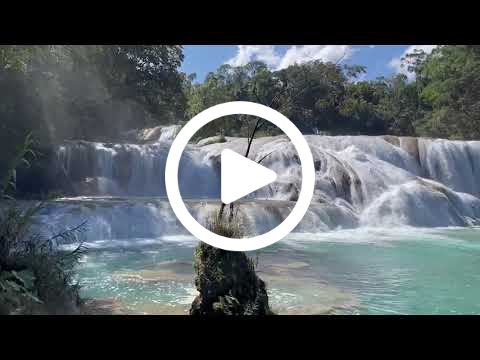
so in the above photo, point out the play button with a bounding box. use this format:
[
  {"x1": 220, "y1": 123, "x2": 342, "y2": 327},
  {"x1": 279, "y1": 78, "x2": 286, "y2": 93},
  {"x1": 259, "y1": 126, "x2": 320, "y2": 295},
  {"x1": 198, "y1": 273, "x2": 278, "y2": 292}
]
[
  {"x1": 165, "y1": 101, "x2": 315, "y2": 251},
  {"x1": 221, "y1": 149, "x2": 277, "y2": 204}
]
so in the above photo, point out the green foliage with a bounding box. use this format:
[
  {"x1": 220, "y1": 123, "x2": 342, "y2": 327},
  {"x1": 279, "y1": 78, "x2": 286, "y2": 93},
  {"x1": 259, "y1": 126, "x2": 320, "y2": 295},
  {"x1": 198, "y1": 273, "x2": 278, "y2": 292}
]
[
  {"x1": 186, "y1": 62, "x2": 285, "y2": 139},
  {"x1": 0, "y1": 270, "x2": 42, "y2": 315},
  {"x1": 96, "y1": 45, "x2": 187, "y2": 124},
  {"x1": 0, "y1": 135, "x2": 87, "y2": 314},
  {"x1": 185, "y1": 46, "x2": 480, "y2": 141},
  {"x1": 0, "y1": 45, "x2": 186, "y2": 143},
  {"x1": 205, "y1": 209, "x2": 245, "y2": 239},
  {"x1": 0, "y1": 196, "x2": 88, "y2": 314},
  {"x1": 0, "y1": 46, "x2": 34, "y2": 73},
  {"x1": 0, "y1": 45, "x2": 32, "y2": 73},
  {"x1": 1, "y1": 132, "x2": 37, "y2": 199},
  {"x1": 0, "y1": 198, "x2": 88, "y2": 314},
  {"x1": 413, "y1": 46, "x2": 480, "y2": 139},
  {"x1": 185, "y1": 60, "x2": 419, "y2": 138}
]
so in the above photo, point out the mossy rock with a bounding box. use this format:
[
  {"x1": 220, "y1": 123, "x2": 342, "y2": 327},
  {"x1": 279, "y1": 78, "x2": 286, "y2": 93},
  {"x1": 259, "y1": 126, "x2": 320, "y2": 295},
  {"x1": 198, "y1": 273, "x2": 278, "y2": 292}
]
[{"x1": 190, "y1": 242, "x2": 273, "y2": 316}]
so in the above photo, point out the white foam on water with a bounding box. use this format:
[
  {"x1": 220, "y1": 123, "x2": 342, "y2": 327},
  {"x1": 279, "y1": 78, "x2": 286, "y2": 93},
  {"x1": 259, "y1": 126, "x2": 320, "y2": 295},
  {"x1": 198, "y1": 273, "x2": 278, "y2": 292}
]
[{"x1": 40, "y1": 134, "x2": 480, "y2": 244}]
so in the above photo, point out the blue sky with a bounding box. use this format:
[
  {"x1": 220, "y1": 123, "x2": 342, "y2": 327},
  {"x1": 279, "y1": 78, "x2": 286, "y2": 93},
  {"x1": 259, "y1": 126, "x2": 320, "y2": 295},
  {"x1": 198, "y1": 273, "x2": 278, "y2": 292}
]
[{"x1": 181, "y1": 45, "x2": 435, "y2": 82}]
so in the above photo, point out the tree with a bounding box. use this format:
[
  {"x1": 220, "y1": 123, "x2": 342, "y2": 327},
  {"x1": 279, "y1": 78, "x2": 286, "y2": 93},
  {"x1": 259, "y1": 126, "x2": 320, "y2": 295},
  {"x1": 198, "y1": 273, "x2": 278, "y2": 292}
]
[
  {"x1": 97, "y1": 45, "x2": 186, "y2": 123},
  {"x1": 0, "y1": 45, "x2": 188, "y2": 196},
  {"x1": 413, "y1": 46, "x2": 480, "y2": 139},
  {"x1": 0, "y1": 135, "x2": 86, "y2": 315}
]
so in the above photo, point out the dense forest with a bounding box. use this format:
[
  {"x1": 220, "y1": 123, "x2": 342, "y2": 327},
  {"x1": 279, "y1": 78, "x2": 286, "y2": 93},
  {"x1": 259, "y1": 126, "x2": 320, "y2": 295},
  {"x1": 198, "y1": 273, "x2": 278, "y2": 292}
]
[
  {"x1": 186, "y1": 45, "x2": 480, "y2": 140},
  {"x1": 1, "y1": 45, "x2": 480, "y2": 195}
]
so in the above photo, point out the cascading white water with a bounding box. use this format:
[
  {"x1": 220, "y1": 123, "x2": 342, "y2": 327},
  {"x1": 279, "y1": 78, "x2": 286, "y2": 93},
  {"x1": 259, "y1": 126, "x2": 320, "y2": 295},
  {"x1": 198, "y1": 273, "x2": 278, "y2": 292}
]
[
  {"x1": 197, "y1": 135, "x2": 480, "y2": 228},
  {"x1": 56, "y1": 125, "x2": 219, "y2": 198},
  {"x1": 418, "y1": 139, "x2": 480, "y2": 197},
  {"x1": 158, "y1": 124, "x2": 182, "y2": 142},
  {"x1": 31, "y1": 197, "x2": 359, "y2": 244},
  {"x1": 47, "y1": 132, "x2": 480, "y2": 242}
]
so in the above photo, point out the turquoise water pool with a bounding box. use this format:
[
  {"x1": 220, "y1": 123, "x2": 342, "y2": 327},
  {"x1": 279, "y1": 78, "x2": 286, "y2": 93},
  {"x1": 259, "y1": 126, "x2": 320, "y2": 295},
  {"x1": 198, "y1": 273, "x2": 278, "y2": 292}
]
[{"x1": 75, "y1": 227, "x2": 480, "y2": 315}]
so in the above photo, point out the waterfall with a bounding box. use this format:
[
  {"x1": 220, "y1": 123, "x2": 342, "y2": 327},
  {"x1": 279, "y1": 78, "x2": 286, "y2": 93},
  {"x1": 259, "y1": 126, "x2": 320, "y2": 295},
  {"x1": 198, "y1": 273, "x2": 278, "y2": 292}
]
[
  {"x1": 418, "y1": 139, "x2": 480, "y2": 197},
  {"x1": 31, "y1": 197, "x2": 359, "y2": 244},
  {"x1": 57, "y1": 129, "x2": 219, "y2": 198},
  {"x1": 46, "y1": 133, "x2": 480, "y2": 241},
  {"x1": 158, "y1": 124, "x2": 182, "y2": 142}
]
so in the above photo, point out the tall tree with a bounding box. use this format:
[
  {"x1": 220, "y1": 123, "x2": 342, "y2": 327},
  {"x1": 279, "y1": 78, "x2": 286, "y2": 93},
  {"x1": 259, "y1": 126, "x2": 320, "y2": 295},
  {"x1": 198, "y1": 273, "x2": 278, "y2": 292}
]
[{"x1": 413, "y1": 45, "x2": 480, "y2": 139}]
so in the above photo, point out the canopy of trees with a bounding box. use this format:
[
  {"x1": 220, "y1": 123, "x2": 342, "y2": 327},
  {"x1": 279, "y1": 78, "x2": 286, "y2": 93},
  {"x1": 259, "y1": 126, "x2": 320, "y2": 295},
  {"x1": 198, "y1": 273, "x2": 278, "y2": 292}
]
[
  {"x1": 3, "y1": 45, "x2": 479, "y2": 150},
  {"x1": 413, "y1": 46, "x2": 480, "y2": 139},
  {"x1": 186, "y1": 45, "x2": 480, "y2": 141},
  {"x1": 0, "y1": 45, "x2": 186, "y2": 142}
]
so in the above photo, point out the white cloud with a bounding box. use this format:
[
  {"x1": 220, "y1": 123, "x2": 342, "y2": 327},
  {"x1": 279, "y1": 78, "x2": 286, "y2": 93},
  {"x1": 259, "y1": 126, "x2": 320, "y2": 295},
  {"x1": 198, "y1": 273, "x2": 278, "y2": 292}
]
[
  {"x1": 226, "y1": 45, "x2": 280, "y2": 68},
  {"x1": 278, "y1": 45, "x2": 353, "y2": 69},
  {"x1": 389, "y1": 45, "x2": 438, "y2": 81},
  {"x1": 226, "y1": 45, "x2": 354, "y2": 70}
]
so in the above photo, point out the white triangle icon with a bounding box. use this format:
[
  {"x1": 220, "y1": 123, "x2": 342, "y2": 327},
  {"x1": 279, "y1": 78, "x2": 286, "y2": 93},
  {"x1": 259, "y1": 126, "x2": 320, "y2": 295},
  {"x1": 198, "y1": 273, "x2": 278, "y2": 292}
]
[{"x1": 221, "y1": 149, "x2": 277, "y2": 205}]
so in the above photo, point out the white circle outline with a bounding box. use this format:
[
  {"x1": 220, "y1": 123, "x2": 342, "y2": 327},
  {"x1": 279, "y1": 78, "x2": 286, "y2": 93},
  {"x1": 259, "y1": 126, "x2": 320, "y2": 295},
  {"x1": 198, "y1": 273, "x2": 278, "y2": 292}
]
[{"x1": 165, "y1": 101, "x2": 315, "y2": 251}]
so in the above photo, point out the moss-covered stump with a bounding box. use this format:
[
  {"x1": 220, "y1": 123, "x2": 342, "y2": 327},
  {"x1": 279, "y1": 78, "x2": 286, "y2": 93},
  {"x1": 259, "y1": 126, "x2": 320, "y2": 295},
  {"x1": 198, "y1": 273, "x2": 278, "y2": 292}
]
[{"x1": 190, "y1": 242, "x2": 272, "y2": 316}]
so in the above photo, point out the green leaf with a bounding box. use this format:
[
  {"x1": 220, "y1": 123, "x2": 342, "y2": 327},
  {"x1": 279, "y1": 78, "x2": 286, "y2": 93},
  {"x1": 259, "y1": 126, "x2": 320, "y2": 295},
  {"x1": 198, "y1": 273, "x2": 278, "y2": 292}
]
[{"x1": 21, "y1": 158, "x2": 31, "y2": 168}]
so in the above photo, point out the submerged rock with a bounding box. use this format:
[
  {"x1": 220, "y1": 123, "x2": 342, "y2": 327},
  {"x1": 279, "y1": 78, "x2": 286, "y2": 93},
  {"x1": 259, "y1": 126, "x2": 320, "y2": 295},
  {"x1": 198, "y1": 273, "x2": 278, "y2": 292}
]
[
  {"x1": 81, "y1": 298, "x2": 129, "y2": 315},
  {"x1": 190, "y1": 242, "x2": 272, "y2": 316}
]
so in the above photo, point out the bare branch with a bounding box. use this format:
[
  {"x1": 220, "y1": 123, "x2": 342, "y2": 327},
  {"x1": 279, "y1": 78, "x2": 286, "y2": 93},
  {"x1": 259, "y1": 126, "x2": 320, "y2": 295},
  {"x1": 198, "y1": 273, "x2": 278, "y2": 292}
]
[
  {"x1": 257, "y1": 151, "x2": 274, "y2": 165},
  {"x1": 245, "y1": 118, "x2": 263, "y2": 159},
  {"x1": 335, "y1": 50, "x2": 347, "y2": 65},
  {"x1": 48, "y1": 221, "x2": 87, "y2": 244}
]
